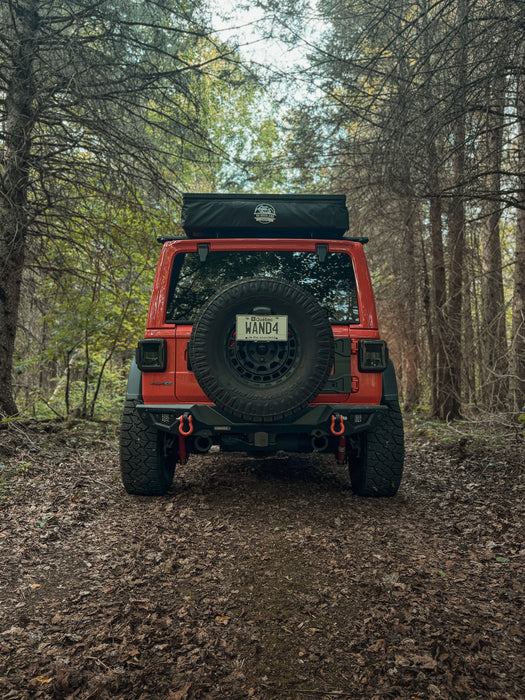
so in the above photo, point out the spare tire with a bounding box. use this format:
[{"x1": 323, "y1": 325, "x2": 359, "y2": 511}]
[{"x1": 189, "y1": 277, "x2": 334, "y2": 422}]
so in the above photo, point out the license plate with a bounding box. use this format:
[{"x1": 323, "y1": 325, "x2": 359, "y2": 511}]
[{"x1": 236, "y1": 314, "x2": 288, "y2": 341}]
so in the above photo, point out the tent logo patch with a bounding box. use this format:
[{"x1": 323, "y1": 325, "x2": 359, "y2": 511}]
[{"x1": 254, "y1": 203, "x2": 276, "y2": 224}]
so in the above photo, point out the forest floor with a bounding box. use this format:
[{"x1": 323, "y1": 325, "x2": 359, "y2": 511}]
[{"x1": 0, "y1": 416, "x2": 523, "y2": 700}]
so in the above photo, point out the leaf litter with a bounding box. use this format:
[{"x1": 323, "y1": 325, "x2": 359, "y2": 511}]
[{"x1": 0, "y1": 420, "x2": 523, "y2": 699}]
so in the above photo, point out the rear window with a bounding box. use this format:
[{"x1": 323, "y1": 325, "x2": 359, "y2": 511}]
[{"x1": 165, "y1": 251, "x2": 359, "y2": 324}]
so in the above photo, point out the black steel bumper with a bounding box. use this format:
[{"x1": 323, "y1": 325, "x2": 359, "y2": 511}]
[{"x1": 136, "y1": 403, "x2": 387, "y2": 437}]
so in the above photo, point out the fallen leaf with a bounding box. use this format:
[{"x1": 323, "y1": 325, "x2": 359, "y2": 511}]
[
  {"x1": 169, "y1": 682, "x2": 191, "y2": 699},
  {"x1": 35, "y1": 676, "x2": 53, "y2": 684}
]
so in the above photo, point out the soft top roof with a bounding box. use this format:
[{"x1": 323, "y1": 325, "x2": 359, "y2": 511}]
[{"x1": 181, "y1": 193, "x2": 349, "y2": 238}]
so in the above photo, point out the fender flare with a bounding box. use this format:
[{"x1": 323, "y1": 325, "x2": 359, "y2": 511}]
[
  {"x1": 125, "y1": 358, "x2": 143, "y2": 401},
  {"x1": 381, "y1": 359, "x2": 400, "y2": 405}
]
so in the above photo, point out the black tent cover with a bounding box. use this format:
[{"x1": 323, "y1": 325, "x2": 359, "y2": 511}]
[{"x1": 181, "y1": 193, "x2": 349, "y2": 238}]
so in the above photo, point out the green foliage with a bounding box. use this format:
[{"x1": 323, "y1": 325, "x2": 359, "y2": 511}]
[
  {"x1": 35, "y1": 515, "x2": 54, "y2": 529},
  {"x1": 12, "y1": 30, "x2": 287, "y2": 419},
  {"x1": 3, "y1": 0, "x2": 284, "y2": 417},
  {"x1": 518, "y1": 408, "x2": 525, "y2": 436},
  {"x1": 200, "y1": 54, "x2": 287, "y2": 192},
  {"x1": 8, "y1": 2, "x2": 295, "y2": 420},
  {"x1": 18, "y1": 193, "x2": 170, "y2": 419}
]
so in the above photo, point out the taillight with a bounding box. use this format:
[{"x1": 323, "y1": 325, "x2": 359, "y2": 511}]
[
  {"x1": 358, "y1": 340, "x2": 388, "y2": 372},
  {"x1": 136, "y1": 339, "x2": 166, "y2": 371}
]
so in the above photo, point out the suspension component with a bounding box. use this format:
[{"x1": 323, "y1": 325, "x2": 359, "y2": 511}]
[
  {"x1": 178, "y1": 435, "x2": 187, "y2": 464},
  {"x1": 337, "y1": 436, "x2": 346, "y2": 464}
]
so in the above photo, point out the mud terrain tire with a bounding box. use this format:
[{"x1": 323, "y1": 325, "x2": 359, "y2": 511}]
[
  {"x1": 349, "y1": 401, "x2": 404, "y2": 496},
  {"x1": 189, "y1": 277, "x2": 334, "y2": 422},
  {"x1": 120, "y1": 399, "x2": 175, "y2": 495}
]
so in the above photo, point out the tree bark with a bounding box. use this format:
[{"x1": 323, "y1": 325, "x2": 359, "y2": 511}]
[
  {"x1": 480, "y1": 66, "x2": 508, "y2": 408},
  {"x1": 429, "y1": 189, "x2": 448, "y2": 417},
  {"x1": 444, "y1": 145, "x2": 465, "y2": 420},
  {"x1": 511, "y1": 64, "x2": 525, "y2": 412},
  {"x1": 419, "y1": 0, "x2": 450, "y2": 418},
  {"x1": 441, "y1": 0, "x2": 468, "y2": 420},
  {"x1": 0, "y1": 1, "x2": 39, "y2": 415},
  {"x1": 462, "y1": 245, "x2": 476, "y2": 406},
  {"x1": 400, "y1": 200, "x2": 420, "y2": 410}
]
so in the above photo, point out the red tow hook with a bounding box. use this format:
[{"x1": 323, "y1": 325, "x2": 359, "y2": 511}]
[
  {"x1": 179, "y1": 414, "x2": 194, "y2": 436},
  {"x1": 330, "y1": 414, "x2": 346, "y2": 464},
  {"x1": 178, "y1": 413, "x2": 193, "y2": 465},
  {"x1": 330, "y1": 413, "x2": 345, "y2": 436}
]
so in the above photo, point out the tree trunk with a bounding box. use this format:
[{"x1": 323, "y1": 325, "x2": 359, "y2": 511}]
[
  {"x1": 420, "y1": 0, "x2": 449, "y2": 418},
  {"x1": 419, "y1": 230, "x2": 435, "y2": 410},
  {"x1": 429, "y1": 190, "x2": 448, "y2": 417},
  {"x1": 400, "y1": 200, "x2": 420, "y2": 410},
  {"x1": 462, "y1": 248, "x2": 476, "y2": 406},
  {"x1": 441, "y1": 0, "x2": 468, "y2": 420},
  {"x1": 444, "y1": 145, "x2": 465, "y2": 420},
  {"x1": 0, "y1": 1, "x2": 39, "y2": 416},
  {"x1": 0, "y1": 234, "x2": 26, "y2": 417},
  {"x1": 511, "y1": 65, "x2": 525, "y2": 412},
  {"x1": 480, "y1": 67, "x2": 508, "y2": 409}
]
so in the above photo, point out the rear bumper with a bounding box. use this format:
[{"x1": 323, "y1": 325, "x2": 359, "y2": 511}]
[{"x1": 136, "y1": 402, "x2": 387, "y2": 438}]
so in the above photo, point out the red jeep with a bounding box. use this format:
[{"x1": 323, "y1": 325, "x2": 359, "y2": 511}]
[{"x1": 119, "y1": 194, "x2": 404, "y2": 496}]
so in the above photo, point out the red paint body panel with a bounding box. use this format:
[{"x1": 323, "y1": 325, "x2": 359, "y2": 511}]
[{"x1": 141, "y1": 238, "x2": 383, "y2": 407}]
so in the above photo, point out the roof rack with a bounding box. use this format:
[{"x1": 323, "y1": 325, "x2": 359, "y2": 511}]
[
  {"x1": 157, "y1": 236, "x2": 186, "y2": 243},
  {"x1": 157, "y1": 234, "x2": 369, "y2": 244}
]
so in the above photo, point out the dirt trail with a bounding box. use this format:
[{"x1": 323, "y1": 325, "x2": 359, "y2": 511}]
[{"x1": 0, "y1": 421, "x2": 523, "y2": 699}]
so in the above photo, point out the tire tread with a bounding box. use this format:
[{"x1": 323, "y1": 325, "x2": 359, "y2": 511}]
[
  {"x1": 349, "y1": 402, "x2": 404, "y2": 497},
  {"x1": 119, "y1": 399, "x2": 174, "y2": 495}
]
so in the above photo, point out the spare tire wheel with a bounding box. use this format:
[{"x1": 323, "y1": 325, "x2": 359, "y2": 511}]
[{"x1": 189, "y1": 277, "x2": 334, "y2": 422}]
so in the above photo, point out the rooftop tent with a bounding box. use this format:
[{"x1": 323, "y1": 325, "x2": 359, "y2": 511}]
[{"x1": 181, "y1": 193, "x2": 349, "y2": 238}]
